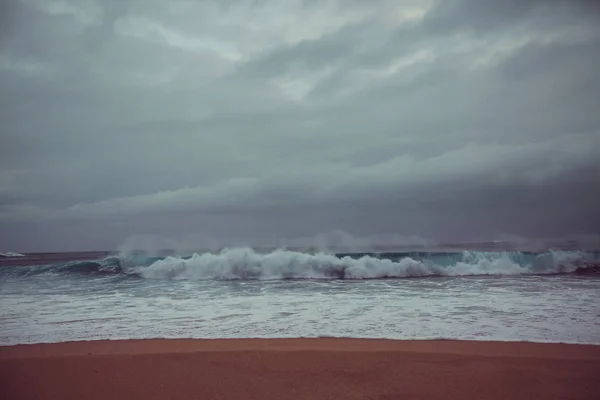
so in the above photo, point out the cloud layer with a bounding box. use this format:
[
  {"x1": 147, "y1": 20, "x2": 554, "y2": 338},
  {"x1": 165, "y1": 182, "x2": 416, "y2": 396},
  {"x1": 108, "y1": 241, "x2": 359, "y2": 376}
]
[{"x1": 1, "y1": 0, "x2": 599, "y2": 251}]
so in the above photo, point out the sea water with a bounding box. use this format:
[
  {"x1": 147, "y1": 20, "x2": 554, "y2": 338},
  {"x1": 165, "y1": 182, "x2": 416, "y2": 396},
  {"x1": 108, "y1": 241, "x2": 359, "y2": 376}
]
[{"x1": 1, "y1": 248, "x2": 599, "y2": 345}]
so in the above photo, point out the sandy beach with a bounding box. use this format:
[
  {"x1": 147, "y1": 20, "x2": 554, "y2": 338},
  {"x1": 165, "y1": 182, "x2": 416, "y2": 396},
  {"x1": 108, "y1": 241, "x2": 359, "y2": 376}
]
[{"x1": 1, "y1": 339, "x2": 599, "y2": 400}]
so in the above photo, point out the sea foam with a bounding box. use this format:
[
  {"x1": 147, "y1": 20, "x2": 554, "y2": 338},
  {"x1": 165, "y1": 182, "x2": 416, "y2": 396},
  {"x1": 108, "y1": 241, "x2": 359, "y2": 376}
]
[{"x1": 135, "y1": 248, "x2": 594, "y2": 280}]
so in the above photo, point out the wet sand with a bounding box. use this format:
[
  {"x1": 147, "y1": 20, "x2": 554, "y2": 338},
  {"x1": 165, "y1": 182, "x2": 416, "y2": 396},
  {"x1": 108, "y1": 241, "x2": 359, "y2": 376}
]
[{"x1": 1, "y1": 339, "x2": 599, "y2": 399}]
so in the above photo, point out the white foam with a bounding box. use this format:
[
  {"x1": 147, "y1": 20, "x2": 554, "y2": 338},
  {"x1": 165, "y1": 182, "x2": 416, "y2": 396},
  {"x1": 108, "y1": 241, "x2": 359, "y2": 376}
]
[
  {"x1": 3, "y1": 272, "x2": 599, "y2": 345},
  {"x1": 0, "y1": 252, "x2": 25, "y2": 257},
  {"x1": 136, "y1": 248, "x2": 586, "y2": 280}
]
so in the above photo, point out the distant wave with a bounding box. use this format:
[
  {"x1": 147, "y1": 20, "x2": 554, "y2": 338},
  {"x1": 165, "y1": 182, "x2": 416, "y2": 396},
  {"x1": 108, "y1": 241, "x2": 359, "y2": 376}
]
[
  {"x1": 0, "y1": 252, "x2": 25, "y2": 257},
  {"x1": 0, "y1": 256, "x2": 128, "y2": 277},
  {"x1": 1, "y1": 248, "x2": 599, "y2": 280}
]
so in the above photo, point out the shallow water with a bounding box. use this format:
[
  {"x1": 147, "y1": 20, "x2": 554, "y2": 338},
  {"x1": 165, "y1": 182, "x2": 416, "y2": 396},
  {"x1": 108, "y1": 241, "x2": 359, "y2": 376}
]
[{"x1": 2, "y1": 250, "x2": 600, "y2": 345}]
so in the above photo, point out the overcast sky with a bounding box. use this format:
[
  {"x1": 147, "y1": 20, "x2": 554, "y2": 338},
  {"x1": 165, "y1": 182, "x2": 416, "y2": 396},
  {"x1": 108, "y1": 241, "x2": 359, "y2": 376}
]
[{"x1": 1, "y1": 0, "x2": 599, "y2": 251}]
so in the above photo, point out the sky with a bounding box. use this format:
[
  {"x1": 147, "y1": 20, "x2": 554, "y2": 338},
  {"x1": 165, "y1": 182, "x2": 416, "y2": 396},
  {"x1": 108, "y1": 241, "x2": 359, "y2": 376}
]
[{"x1": 1, "y1": 0, "x2": 599, "y2": 252}]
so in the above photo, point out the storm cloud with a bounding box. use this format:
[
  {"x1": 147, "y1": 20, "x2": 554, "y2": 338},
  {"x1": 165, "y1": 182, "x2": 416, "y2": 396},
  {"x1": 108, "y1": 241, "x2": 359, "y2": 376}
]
[{"x1": 1, "y1": 0, "x2": 599, "y2": 251}]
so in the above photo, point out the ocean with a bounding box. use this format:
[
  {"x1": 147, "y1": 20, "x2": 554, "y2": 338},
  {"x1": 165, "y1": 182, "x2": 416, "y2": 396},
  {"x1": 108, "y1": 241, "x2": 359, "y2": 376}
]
[{"x1": 1, "y1": 248, "x2": 599, "y2": 345}]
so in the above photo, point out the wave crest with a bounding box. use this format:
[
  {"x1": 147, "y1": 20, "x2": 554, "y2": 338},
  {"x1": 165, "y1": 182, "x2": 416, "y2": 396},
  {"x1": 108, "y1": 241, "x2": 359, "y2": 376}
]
[
  {"x1": 2, "y1": 248, "x2": 597, "y2": 280},
  {"x1": 136, "y1": 248, "x2": 597, "y2": 280}
]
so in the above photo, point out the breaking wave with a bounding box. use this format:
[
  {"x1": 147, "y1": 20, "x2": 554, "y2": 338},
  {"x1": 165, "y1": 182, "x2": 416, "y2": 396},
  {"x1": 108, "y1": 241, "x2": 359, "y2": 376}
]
[
  {"x1": 2, "y1": 248, "x2": 599, "y2": 280},
  {"x1": 0, "y1": 256, "x2": 129, "y2": 278}
]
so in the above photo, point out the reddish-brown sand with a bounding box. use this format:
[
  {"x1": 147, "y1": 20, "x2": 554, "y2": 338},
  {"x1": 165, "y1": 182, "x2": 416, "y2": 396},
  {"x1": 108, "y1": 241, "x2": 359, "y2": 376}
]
[{"x1": 1, "y1": 339, "x2": 599, "y2": 400}]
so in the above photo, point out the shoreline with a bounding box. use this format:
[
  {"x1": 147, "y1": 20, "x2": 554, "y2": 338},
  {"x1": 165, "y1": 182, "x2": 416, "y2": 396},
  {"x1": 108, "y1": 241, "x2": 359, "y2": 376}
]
[
  {"x1": 2, "y1": 338, "x2": 599, "y2": 399},
  {"x1": 3, "y1": 337, "x2": 600, "y2": 351}
]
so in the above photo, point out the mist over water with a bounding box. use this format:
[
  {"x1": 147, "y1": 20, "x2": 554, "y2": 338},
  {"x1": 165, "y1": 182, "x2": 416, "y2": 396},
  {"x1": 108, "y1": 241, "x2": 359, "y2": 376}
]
[
  {"x1": 2, "y1": 247, "x2": 598, "y2": 280},
  {"x1": 132, "y1": 248, "x2": 596, "y2": 280}
]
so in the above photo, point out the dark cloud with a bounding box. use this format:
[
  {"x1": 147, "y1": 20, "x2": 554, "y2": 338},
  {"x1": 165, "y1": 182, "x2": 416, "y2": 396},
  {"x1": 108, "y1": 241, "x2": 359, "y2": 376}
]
[
  {"x1": 0, "y1": 0, "x2": 599, "y2": 251},
  {"x1": 424, "y1": 0, "x2": 600, "y2": 34}
]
